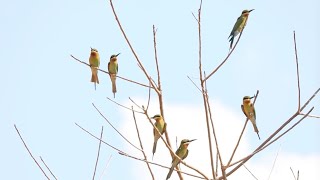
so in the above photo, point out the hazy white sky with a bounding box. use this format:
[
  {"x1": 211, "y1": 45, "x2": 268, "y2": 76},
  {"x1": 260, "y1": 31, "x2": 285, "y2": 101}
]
[{"x1": 1, "y1": 0, "x2": 319, "y2": 179}]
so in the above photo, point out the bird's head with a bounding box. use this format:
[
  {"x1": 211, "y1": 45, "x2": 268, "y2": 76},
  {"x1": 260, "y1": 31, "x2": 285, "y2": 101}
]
[
  {"x1": 90, "y1": 47, "x2": 99, "y2": 56},
  {"x1": 180, "y1": 139, "x2": 196, "y2": 148},
  {"x1": 151, "y1": 114, "x2": 162, "y2": 121},
  {"x1": 242, "y1": 9, "x2": 254, "y2": 16},
  {"x1": 243, "y1": 96, "x2": 254, "y2": 103},
  {"x1": 110, "y1": 53, "x2": 120, "y2": 61}
]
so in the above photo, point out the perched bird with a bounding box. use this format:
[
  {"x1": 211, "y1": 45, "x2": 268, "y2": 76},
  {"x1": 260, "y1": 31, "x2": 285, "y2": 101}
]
[
  {"x1": 166, "y1": 139, "x2": 196, "y2": 179},
  {"x1": 108, "y1": 53, "x2": 120, "y2": 98},
  {"x1": 241, "y1": 96, "x2": 260, "y2": 140},
  {"x1": 89, "y1": 48, "x2": 100, "y2": 90},
  {"x1": 151, "y1": 114, "x2": 167, "y2": 159},
  {"x1": 228, "y1": 9, "x2": 254, "y2": 49}
]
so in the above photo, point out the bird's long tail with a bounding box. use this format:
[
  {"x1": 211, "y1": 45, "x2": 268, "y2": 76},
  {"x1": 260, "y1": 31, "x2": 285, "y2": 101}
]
[
  {"x1": 252, "y1": 124, "x2": 260, "y2": 140},
  {"x1": 166, "y1": 165, "x2": 175, "y2": 180},
  {"x1": 152, "y1": 139, "x2": 158, "y2": 159},
  {"x1": 110, "y1": 74, "x2": 117, "y2": 98},
  {"x1": 229, "y1": 36, "x2": 234, "y2": 50},
  {"x1": 91, "y1": 67, "x2": 99, "y2": 90}
]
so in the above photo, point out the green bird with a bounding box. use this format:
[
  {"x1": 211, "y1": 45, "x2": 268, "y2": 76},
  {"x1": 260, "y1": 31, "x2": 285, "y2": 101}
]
[
  {"x1": 228, "y1": 9, "x2": 254, "y2": 49},
  {"x1": 108, "y1": 53, "x2": 120, "y2": 98},
  {"x1": 166, "y1": 139, "x2": 196, "y2": 179},
  {"x1": 89, "y1": 48, "x2": 100, "y2": 90},
  {"x1": 151, "y1": 114, "x2": 167, "y2": 159},
  {"x1": 241, "y1": 96, "x2": 260, "y2": 140}
]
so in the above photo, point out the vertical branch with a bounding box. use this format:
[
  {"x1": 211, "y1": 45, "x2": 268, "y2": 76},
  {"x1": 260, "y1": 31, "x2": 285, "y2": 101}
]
[
  {"x1": 14, "y1": 125, "x2": 50, "y2": 180},
  {"x1": 293, "y1": 31, "x2": 301, "y2": 111},
  {"x1": 153, "y1": 25, "x2": 161, "y2": 89},
  {"x1": 194, "y1": 0, "x2": 216, "y2": 179},
  {"x1": 132, "y1": 108, "x2": 155, "y2": 180},
  {"x1": 98, "y1": 155, "x2": 113, "y2": 180},
  {"x1": 92, "y1": 126, "x2": 104, "y2": 180},
  {"x1": 40, "y1": 156, "x2": 58, "y2": 180},
  {"x1": 108, "y1": 0, "x2": 159, "y2": 94}
]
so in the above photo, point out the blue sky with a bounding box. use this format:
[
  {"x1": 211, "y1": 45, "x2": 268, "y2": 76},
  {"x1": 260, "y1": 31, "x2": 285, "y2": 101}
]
[{"x1": 1, "y1": 0, "x2": 319, "y2": 179}]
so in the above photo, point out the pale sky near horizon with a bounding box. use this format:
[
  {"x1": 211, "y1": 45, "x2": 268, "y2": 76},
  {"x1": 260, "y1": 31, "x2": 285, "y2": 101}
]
[{"x1": 1, "y1": 0, "x2": 319, "y2": 179}]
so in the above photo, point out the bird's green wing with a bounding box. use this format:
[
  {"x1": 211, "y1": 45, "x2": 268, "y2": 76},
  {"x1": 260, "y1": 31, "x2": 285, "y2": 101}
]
[
  {"x1": 108, "y1": 62, "x2": 111, "y2": 72},
  {"x1": 241, "y1": 105, "x2": 247, "y2": 117},
  {"x1": 162, "y1": 123, "x2": 167, "y2": 135},
  {"x1": 251, "y1": 104, "x2": 256, "y2": 120},
  {"x1": 116, "y1": 63, "x2": 118, "y2": 73},
  {"x1": 182, "y1": 149, "x2": 189, "y2": 160}
]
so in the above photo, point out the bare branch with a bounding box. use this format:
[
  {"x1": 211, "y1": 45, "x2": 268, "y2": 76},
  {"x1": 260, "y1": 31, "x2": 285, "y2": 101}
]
[
  {"x1": 106, "y1": 97, "x2": 144, "y2": 114},
  {"x1": 131, "y1": 108, "x2": 155, "y2": 179},
  {"x1": 299, "y1": 113, "x2": 320, "y2": 118},
  {"x1": 203, "y1": 20, "x2": 247, "y2": 82},
  {"x1": 70, "y1": 54, "x2": 152, "y2": 89},
  {"x1": 267, "y1": 145, "x2": 281, "y2": 180},
  {"x1": 129, "y1": 97, "x2": 143, "y2": 110},
  {"x1": 98, "y1": 155, "x2": 113, "y2": 180},
  {"x1": 92, "y1": 103, "x2": 142, "y2": 151},
  {"x1": 293, "y1": 31, "x2": 301, "y2": 111},
  {"x1": 243, "y1": 165, "x2": 258, "y2": 180},
  {"x1": 108, "y1": 0, "x2": 160, "y2": 94},
  {"x1": 300, "y1": 88, "x2": 320, "y2": 112},
  {"x1": 290, "y1": 167, "x2": 297, "y2": 180},
  {"x1": 75, "y1": 123, "x2": 124, "y2": 153},
  {"x1": 187, "y1": 76, "x2": 202, "y2": 93},
  {"x1": 14, "y1": 125, "x2": 50, "y2": 180},
  {"x1": 92, "y1": 126, "x2": 104, "y2": 180},
  {"x1": 153, "y1": 25, "x2": 161, "y2": 89},
  {"x1": 40, "y1": 156, "x2": 58, "y2": 180}
]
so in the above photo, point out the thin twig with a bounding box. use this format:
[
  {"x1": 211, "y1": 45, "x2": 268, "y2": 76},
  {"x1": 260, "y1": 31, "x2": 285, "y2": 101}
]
[
  {"x1": 106, "y1": 97, "x2": 144, "y2": 114},
  {"x1": 293, "y1": 31, "x2": 301, "y2": 111},
  {"x1": 131, "y1": 107, "x2": 155, "y2": 179},
  {"x1": 92, "y1": 103, "x2": 142, "y2": 151},
  {"x1": 290, "y1": 167, "x2": 297, "y2": 180},
  {"x1": 118, "y1": 151, "x2": 206, "y2": 179},
  {"x1": 299, "y1": 113, "x2": 320, "y2": 118},
  {"x1": 187, "y1": 76, "x2": 202, "y2": 93},
  {"x1": 227, "y1": 90, "x2": 259, "y2": 167},
  {"x1": 267, "y1": 145, "x2": 281, "y2": 180},
  {"x1": 243, "y1": 165, "x2": 258, "y2": 180},
  {"x1": 14, "y1": 125, "x2": 50, "y2": 180},
  {"x1": 146, "y1": 80, "x2": 152, "y2": 111},
  {"x1": 194, "y1": 0, "x2": 216, "y2": 179},
  {"x1": 70, "y1": 55, "x2": 151, "y2": 88},
  {"x1": 300, "y1": 88, "x2": 320, "y2": 112},
  {"x1": 153, "y1": 25, "x2": 161, "y2": 90},
  {"x1": 75, "y1": 123, "x2": 124, "y2": 153},
  {"x1": 98, "y1": 155, "x2": 113, "y2": 180},
  {"x1": 40, "y1": 156, "x2": 58, "y2": 180},
  {"x1": 92, "y1": 126, "x2": 104, "y2": 180},
  {"x1": 129, "y1": 97, "x2": 143, "y2": 110},
  {"x1": 204, "y1": 18, "x2": 248, "y2": 82}
]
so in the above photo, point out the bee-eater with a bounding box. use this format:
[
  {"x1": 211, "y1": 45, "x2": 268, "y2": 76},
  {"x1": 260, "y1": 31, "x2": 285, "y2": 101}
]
[
  {"x1": 241, "y1": 96, "x2": 260, "y2": 140},
  {"x1": 108, "y1": 53, "x2": 120, "y2": 98},
  {"x1": 151, "y1": 114, "x2": 167, "y2": 159},
  {"x1": 228, "y1": 9, "x2": 254, "y2": 49},
  {"x1": 166, "y1": 139, "x2": 196, "y2": 180},
  {"x1": 89, "y1": 48, "x2": 100, "y2": 90}
]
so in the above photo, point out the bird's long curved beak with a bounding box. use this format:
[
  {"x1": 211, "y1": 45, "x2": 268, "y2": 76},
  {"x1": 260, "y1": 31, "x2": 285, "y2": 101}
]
[
  {"x1": 116, "y1": 53, "x2": 121, "y2": 57},
  {"x1": 249, "y1": 9, "x2": 255, "y2": 12},
  {"x1": 189, "y1": 139, "x2": 197, "y2": 142},
  {"x1": 250, "y1": 96, "x2": 255, "y2": 99},
  {"x1": 90, "y1": 47, "x2": 93, "y2": 51}
]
